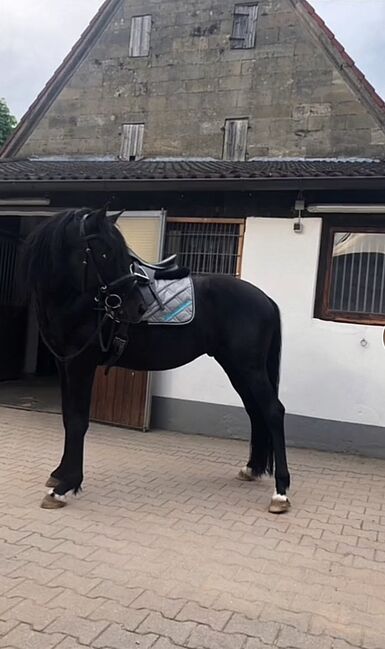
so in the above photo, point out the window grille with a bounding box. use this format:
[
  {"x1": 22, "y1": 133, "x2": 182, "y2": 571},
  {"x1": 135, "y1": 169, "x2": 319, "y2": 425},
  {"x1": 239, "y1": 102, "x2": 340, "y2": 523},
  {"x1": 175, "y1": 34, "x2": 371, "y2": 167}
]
[
  {"x1": 129, "y1": 15, "x2": 152, "y2": 57},
  {"x1": 0, "y1": 233, "x2": 18, "y2": 306},
  {"x1": 164, "y1": 218, "x2": 245, "y2": 276},
  {"x1": 231, "y1": 4, "x2": 258, "y2": 49},
  {"x1": 315, "y1": 222, "x2": 385, "y2": 325}
]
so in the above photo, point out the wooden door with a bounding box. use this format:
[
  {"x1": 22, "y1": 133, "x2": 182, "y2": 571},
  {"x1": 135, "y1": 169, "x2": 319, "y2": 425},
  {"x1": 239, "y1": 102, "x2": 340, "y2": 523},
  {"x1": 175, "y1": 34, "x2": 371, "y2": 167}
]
[{"x1": 90, "y1": 211, "x2": 165, "y2": 430}]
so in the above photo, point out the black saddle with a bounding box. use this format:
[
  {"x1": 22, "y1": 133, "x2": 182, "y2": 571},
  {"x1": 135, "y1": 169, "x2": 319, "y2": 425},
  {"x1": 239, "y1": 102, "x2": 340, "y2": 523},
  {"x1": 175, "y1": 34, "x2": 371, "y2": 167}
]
[{"x1": 129, "y1": 250, "x2": 178, "y2": 272}]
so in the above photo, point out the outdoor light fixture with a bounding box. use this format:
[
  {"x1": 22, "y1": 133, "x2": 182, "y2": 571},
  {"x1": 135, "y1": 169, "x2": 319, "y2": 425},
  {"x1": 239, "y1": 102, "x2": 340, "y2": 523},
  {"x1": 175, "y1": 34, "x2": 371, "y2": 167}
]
[
  {"x1": 0, "y1": 197, "x2": 51, "y2": 206},
  {"x1": 306, "y1": 204, "x2": 385, "y2": 214},
  {"x1": 293, "y1": 195, "x2": 305, "y2": 233}
]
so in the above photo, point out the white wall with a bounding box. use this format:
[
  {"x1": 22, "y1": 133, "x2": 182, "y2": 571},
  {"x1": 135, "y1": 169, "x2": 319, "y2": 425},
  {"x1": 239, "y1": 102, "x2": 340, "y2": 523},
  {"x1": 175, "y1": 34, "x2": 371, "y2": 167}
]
[{"x1": 153, "y1": 217, "x2": 385, "y2": 428}]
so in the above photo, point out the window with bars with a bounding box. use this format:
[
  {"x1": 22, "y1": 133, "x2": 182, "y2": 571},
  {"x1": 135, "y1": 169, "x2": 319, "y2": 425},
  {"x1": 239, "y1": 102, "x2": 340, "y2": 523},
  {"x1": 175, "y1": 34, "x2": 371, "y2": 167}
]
[
  {"x1": 120, "y1": 123, "x2": 144, "y2": 160},
  {"x1": 315, "y1": 220, "x2": 385, "y2": 325},
  {"x1": 0, "y1": 233, "x2": 18, "y2": 306},
  {"x1": 164, "y1": 218, "x2": 245, "y2": 276},
  {"x1": 231, "y1": 4, "x2": 258, "y2": 49},
  {"x1": 129, "y1": 15, "x2": 152, "y2": 57},
  {"x1": 223, "y1": 118, "x2": 249, "y2": 161}
]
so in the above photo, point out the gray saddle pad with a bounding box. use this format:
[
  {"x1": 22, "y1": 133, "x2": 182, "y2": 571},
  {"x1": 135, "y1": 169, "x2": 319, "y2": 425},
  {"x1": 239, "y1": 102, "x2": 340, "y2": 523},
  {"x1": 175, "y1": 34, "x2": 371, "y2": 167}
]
[{"x1": 141, "y1": 276, "x2": 195, "y2": 325}]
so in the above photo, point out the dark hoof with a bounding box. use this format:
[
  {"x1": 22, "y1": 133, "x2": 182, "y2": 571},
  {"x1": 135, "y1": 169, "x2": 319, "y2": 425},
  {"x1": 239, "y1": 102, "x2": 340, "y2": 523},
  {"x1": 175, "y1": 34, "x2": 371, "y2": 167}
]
[
  {"x1": 268, "y1": 497, "x2": 291, "y2": 514},
  {"x1": 46, "y1": 476, "x2": 61, "y2": 488},
  {"x1": 41, "y1": 493, "x2": 67, "y2": 509}
]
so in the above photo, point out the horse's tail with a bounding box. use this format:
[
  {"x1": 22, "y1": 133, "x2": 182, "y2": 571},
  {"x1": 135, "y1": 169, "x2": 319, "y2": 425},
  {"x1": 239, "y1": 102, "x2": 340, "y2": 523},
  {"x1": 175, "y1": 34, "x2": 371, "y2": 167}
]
[
  {"x1": 267, "y1": 299, "x2": 282, "y2": 397},
  {"x1": 256, "y1": 300, "x2": 281, "y2": 476}
]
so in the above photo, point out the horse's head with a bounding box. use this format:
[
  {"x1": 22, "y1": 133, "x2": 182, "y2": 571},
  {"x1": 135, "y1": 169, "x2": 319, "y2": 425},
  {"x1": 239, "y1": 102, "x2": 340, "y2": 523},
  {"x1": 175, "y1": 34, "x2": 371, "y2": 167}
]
[{"x1": 24, "y1": 206, "x2": 146, "y2": 324}]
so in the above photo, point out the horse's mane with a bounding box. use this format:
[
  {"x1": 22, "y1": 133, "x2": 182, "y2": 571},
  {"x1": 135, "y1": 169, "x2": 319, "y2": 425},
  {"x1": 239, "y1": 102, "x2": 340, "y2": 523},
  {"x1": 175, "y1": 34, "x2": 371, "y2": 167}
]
[{"x1": 22, "y1": 208, "x2": 129, "y2": 294}]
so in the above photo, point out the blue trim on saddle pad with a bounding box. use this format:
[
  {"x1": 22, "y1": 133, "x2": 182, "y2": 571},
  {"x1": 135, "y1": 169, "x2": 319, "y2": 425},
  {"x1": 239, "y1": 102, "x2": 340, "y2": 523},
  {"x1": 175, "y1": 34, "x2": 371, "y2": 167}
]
[
  {"x1": 163, "y1": 300, "x2": 193, "y2": 322},
  {"x1": 141, "y1": 276, "x2": 195, "y2": 325}
]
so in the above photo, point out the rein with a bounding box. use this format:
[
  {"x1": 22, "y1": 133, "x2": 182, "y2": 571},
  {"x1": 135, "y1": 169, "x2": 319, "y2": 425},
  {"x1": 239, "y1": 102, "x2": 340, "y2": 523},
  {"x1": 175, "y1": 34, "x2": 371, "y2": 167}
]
[{"x1": 37, "y1": 213, "x2": 144, "y2": 368}]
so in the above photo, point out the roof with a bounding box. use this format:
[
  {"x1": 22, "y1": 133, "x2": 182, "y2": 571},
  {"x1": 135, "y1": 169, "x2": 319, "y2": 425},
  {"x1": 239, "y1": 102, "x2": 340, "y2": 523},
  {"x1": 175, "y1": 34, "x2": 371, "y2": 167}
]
[
  {"x1": 1, "y1": 159, "x2": 385, "y2": 192},
  {"x1": 1, "y1": 0, "x2": 385, "y2": 159}
]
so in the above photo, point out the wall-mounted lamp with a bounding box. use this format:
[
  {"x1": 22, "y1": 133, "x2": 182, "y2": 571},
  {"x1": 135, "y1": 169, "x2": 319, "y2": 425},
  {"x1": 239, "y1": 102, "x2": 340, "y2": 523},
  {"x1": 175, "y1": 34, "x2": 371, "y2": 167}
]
[{"x1": 293, "y1": 196, "x2": 305, "y2": 233}]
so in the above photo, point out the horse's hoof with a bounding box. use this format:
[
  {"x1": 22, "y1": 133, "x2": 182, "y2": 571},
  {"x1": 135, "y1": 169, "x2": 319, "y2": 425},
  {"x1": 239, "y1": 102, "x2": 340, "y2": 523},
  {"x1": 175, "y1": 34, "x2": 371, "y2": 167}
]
[
  {"x1": 45, "y1": 476, "x2": 60, "y2": 488},
  {"x1": 41, "y1": 493, "x2": 67, "y2": 509},
  {"x1": 268, "y1": 496, "x2": 291, "y2": 514},
  {"x1": 237, "y1": 466, "x2": 257, "y2": 481}
]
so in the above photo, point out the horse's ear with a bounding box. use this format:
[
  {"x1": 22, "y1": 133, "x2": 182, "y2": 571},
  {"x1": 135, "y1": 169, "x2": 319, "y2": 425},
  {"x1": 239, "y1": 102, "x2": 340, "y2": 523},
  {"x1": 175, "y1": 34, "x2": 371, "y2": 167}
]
[
  {"x1": 84, "y1": 207, "x2": 106, "y2": 230},
  {"x1": 107, "y1": 210, "x2": 125, "y2": 224}
]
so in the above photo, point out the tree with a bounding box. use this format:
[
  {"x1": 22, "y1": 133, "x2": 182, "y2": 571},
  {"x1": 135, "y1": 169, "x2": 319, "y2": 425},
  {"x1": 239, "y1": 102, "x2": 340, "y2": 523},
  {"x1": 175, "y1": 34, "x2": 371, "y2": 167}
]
[{"x1": 0, "y1": 98, "x2": 17, "y2": 147}]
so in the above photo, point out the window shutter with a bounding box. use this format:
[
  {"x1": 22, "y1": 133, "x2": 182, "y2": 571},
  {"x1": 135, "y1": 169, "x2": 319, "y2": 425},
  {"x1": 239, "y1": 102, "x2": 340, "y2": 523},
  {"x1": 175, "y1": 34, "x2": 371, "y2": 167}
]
[
  {"x1": 129, "y1": 15, "x2": 152, "y2": 57},
  {"x1": 231, "y1": 4, "x2": 258, "y2": 49},
  {"x1": 223, "y1": 119, "x2": 249, "y2": 161},
  {"x1": 120, "y1": 124, "x2": 144, "y2": 160}
]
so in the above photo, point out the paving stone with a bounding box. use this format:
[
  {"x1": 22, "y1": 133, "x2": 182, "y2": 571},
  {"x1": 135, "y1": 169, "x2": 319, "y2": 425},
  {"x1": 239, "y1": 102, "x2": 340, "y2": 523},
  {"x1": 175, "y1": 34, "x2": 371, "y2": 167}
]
[
  {"x1": 0, "y1": 622, "x2": 64, "y2": 649},
  {"x1": 92, "y1": 624, "x2": 158, "y2": 649},
  {"x1": 1, "y1": 407, "x2": 385, "y2": 649},
  {"x1": 137, "y1": 612, "x2": 196, "y2": 645},
  {"x1": 46, "y1": 614, "x2": 109, "y2": 644}
]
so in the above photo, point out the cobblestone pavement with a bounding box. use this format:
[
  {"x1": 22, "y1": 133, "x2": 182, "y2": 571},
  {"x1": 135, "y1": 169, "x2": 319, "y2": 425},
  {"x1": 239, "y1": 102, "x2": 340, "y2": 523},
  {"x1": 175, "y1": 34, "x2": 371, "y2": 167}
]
[{"x1": 0, "y1": 407, "x2": 385, "y2": 649}]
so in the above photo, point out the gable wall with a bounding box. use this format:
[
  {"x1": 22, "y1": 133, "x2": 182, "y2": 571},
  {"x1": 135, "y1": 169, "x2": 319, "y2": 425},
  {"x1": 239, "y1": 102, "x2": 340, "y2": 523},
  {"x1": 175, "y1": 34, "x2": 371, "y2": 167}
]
[{"x1": 18, "y1": 0, "x2": 385, "y2": 158}]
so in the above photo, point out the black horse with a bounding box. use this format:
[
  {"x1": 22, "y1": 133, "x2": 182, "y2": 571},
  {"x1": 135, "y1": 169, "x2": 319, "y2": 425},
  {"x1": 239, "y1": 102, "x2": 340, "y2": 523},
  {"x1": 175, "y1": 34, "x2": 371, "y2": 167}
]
[{"x1": 23, "y1": 207, "x2": 290, "y2": 513}]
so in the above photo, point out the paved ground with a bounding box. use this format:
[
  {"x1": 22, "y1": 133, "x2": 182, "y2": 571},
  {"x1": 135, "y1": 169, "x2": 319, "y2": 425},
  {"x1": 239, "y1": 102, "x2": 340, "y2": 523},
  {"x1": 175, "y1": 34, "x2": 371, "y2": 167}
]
[{"x1": 0, "y1": 407, "x2": 385, "y2": 649}]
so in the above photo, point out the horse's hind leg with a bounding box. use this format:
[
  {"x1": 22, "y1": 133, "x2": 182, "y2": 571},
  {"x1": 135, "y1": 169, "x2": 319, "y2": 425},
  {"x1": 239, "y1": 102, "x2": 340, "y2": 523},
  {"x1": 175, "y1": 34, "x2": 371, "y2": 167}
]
[
  {"x1": 41, "y1": 357, "x2": 96, "y2": 509},
  {"x1": 218, "y1": 364, "x2": 272, "y2": 481},
  {"x1": 250, "y1": 371, "x2": 290, "y2": 513},
  {"x1": 218, "y1": 359, "x2": 290, "y2": 513}
]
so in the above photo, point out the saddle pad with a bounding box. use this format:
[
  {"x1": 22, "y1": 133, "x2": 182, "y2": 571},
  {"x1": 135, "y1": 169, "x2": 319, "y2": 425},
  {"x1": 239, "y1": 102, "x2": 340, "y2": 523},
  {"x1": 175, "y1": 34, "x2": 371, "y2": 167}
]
[{"x1": 142, "y1": 276, "x2": 195, "y2": 325}]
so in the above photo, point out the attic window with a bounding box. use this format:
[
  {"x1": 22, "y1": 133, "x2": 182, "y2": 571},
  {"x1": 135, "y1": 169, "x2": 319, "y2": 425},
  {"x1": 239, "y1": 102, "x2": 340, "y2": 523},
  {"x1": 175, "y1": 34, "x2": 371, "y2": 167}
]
[
  {"x1": 129, "y1": 15, "x2": 152, "y2": 57},
  {"x1": 120, "y1": 124, "x2": 144, "y2": 160},
  {"x1": 223, "y1": 118, "x2": 249, "y2": 161},
  {"x1": 231, "y1": 4, "x2": 258, "y2": 49}
]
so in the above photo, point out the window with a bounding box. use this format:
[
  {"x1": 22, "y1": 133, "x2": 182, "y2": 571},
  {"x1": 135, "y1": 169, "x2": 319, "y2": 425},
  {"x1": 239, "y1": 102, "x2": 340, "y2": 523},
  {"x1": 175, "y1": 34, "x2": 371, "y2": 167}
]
[
  {"x1": 231, "y1": 4, "x2": 258, "y2": 49},
  {"x1": 223, "y1": 118, "x2": 249, "y2": 161},
  {"x1": 120, "y1": 123, "x2": 144, "y2": 160},
  {"x1": 164, "y1": 218, "x2": 245, "y2": 276},
  {"x1": 315, "y1": 219, "x2": 385, "y2": 325},
  {"x1": 129, "y1": 15, "x2": 152, "y2": 57}
]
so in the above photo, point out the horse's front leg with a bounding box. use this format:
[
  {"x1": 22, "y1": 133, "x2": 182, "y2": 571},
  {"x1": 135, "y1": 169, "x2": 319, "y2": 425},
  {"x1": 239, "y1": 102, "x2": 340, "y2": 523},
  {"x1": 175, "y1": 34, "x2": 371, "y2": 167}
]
[{"x1": 41, "y1": 356, "x2": 96, "y2": 509}]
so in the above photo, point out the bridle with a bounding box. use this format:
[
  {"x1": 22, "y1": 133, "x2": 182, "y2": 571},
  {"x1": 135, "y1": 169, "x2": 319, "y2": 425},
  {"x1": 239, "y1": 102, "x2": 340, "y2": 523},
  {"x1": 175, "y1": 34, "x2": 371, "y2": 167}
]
[
  {"x1": 38, "y1": 212, "x2": 144, "y2": 367},
  {"x1": 79, "y1": 213, "x2": 137, "y2": 323}
]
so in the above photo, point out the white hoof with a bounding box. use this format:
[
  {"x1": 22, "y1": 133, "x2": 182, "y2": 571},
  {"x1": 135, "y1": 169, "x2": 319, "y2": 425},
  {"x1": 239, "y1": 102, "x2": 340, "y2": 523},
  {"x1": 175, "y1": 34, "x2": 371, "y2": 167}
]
[
  {"x1": 268, "y1": 491, "x2": 291, "y2": 514},
  {"x1": 237, "y1": 466, "x2": 258, "y2": 481}
]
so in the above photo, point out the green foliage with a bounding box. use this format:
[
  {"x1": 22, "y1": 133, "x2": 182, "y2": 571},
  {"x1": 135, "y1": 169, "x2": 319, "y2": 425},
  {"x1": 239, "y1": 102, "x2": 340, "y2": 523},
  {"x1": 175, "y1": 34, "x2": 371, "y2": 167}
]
[{"x1": 0, "y1": 98, "x2": 17, "y2": 147}]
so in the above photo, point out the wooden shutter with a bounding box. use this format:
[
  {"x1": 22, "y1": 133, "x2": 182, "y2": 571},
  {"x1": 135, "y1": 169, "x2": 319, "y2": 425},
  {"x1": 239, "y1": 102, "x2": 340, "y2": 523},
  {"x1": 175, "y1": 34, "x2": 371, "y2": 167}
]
[
  {"x1": 223, "y1": 119, "x2": 249, "y2": 161},
  {"x1": 129, "y1": 15, "x2": 152, "y2": 57},
  {"x1": 120, "y1": 124, "x2": 144, "y2": 160},
  {"x1": 231, "y1": 4, "x2": 258, "y2": 49}
]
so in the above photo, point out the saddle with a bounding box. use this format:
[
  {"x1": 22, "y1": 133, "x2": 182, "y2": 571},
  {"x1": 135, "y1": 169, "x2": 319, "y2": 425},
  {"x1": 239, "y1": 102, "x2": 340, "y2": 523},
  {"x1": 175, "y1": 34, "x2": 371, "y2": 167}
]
[{"x1": 128, "y1": 249, "x2": 178, "y2": 272}]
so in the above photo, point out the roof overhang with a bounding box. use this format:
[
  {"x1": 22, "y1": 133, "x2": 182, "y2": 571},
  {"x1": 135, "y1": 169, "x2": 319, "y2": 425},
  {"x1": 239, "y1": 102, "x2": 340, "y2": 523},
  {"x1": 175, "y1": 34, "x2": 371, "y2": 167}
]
[{"x1": 0, "y1": 177, "x2": 385, "y2": 194}]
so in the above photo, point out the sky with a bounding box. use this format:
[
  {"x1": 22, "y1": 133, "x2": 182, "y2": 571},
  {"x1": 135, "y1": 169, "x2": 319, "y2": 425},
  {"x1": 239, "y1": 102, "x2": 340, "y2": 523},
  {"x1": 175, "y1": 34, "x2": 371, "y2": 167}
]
[{"x1": 0, "y1": 0, "x2": 384, "y2": 120}]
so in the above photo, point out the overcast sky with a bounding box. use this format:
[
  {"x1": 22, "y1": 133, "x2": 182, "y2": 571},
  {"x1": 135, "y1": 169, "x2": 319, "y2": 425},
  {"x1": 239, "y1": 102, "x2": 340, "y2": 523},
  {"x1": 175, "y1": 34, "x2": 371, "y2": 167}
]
[{"x1": 0, "y1": 0, "x2": 384, "y2": 120}]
